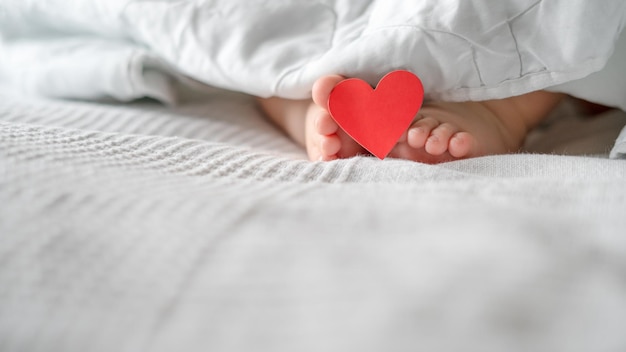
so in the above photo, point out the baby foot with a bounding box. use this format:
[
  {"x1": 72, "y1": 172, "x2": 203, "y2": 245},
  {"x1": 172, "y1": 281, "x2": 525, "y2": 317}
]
[
  {"x1": 305, "y1": 75, "x2": 367, "y2": 161},
  {"x1": 305, "y1": 75, "x2": 557, "y2": 163},
  {"x1": 305, "y1": 76, "x2": 483, "y2": 163},
  {"x1": 386, "y1": 116, "x2": 476, "y2": 164},
  {"x1": 393, "y1": 99, "x2": 541, "y2": 163},
  {"x1": 387, "y1": 102, "x2": 512, "y2": 163},
  {"x1": 307, "y1": 77, "x2": 515, "y2": 163},
  {"x1": 306, "y1": 74, "x2": 483, "y2": 162}
]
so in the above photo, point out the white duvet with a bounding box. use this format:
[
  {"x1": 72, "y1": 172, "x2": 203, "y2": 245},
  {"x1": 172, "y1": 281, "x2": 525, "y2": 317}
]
[{"x1": 1, "y1": 0, "x2": 625, "y2": 109}]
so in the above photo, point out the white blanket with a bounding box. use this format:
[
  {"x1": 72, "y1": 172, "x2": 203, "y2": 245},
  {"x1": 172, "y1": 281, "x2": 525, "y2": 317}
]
[
  {"x1": 1, "y1": 0, "x2": 626, "y2": 107},
  {"x1": 2, "y1": 3, "x2": 626, "y2": 350},
  {"x1": 1, "y1": 89, "x2": 626, "y2": 352}
]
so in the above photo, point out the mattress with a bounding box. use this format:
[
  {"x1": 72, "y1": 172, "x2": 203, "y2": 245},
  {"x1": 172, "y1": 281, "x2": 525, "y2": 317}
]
[{"x1": 1, "y1": 89, "x2": 626, "y2": 352}]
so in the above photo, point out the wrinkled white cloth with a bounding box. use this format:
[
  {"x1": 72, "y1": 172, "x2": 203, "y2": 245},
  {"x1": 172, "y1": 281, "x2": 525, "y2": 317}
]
[
  {"x1": 1, "y1": 90, "x2": 626, "y2": 352},
  {"x1": 1, "y1": 0, "x2": 625, "y2": 107},
  {"x1": 2, "y1": 4, "x2": 626, "y2": 350}
]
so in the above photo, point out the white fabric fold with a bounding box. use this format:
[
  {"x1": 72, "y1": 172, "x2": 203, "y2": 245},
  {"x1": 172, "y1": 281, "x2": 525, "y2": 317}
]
[
  {"x1": 1, "y1": 0, "x2": 625, "y2": 105},
  {"x1": 0, "y1": 36, "x2": 179, "y2": 103}
]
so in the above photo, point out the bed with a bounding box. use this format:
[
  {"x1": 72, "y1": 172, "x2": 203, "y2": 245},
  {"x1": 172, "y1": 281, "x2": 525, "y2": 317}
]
[{"x1": 1, "y1": 1, "x2": 626, "y2": 351}]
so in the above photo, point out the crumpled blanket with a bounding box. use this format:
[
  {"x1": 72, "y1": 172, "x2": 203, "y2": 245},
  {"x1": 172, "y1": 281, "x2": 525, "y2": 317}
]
[{"x1": 1, "y1": 0, "x2": 625, "y2": 108}]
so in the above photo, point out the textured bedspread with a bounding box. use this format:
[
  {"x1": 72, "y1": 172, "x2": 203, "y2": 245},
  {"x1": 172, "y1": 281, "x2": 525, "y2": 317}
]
[{"x1": 2, "y1": 90, "x2": 626, "y2": 352}]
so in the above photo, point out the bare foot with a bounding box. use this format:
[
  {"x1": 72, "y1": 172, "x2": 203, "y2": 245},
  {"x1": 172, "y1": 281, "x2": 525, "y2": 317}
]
[
  {"x1": 387, "y1": 101, "x2": 523, "y2": 163},
  {"x1": 307, "y1": 76, "x2": 562, "y2": 163},
  {"x1": 256, "y1": 77, "x2": 367, "y2": 161},
  {"x1": 259, "y1": 75, "x2": 562, "y2": 163},
  {"x1": 306, "y1": 75, "x2": 367, "y2": 161}
]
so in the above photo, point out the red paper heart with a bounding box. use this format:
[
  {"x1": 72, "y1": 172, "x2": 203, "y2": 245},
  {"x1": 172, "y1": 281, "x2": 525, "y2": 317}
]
[{"x1": 328, "y1": 70, "x2": 424, "y2": 159}]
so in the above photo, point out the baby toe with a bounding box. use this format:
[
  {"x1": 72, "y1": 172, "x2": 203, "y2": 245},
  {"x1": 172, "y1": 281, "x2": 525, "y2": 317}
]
[
  {"x1": 425, "y1": 122, "x2": 458, "y2": 155},
  {"x1": 315, "y1": 109, "x2": 339, "y2": 136},
  {"x1": 408, "y1": 116, "x2": 439, "y2": 149},
  {"x1": 320, "y1": 134, "x2": 341, "y2": 160},
  {"x1": 448, "y1": 132, "x2": 476, "y2": 158},
  {"x1": 312, "y1": 75, "x2": 346, "y2": 107}
]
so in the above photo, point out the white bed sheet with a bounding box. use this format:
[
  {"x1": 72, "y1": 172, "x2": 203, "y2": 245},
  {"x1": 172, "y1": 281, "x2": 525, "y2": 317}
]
[{"x1": 1, "y1": 90, "x2": 626, "y2": 352}]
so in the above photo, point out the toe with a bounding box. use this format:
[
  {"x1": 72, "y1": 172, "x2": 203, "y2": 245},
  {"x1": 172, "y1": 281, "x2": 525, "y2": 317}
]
[
  {"x1": 408, "y1": 116, "x2": 439, "y2": 149},
  {"x1": 425, "y1": 122, "x2": 458, "y2": 155},
  {"x1": 320, "y1": 134, "x2": 341, "y2": 160},
  {"x1": 449, "y1": 132, "x2": 476, "y2": 158},
  {"x1": 315, "y1": 108, "x2": 339, "y2": 136},
  {"x1": 312, "y1": 75, "x2": 346, "y2": 108}
]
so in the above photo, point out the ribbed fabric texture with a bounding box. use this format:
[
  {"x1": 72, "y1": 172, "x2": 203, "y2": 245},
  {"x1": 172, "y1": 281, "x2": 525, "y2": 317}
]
[{"x1": 1, "y1": 91, "x2": 626, "y2": 352}]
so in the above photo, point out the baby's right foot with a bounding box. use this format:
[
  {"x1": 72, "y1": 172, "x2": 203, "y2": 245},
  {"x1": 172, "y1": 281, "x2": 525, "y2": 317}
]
[{"x1": 305, "y1": 75, "x2": 367, "y2": 161}]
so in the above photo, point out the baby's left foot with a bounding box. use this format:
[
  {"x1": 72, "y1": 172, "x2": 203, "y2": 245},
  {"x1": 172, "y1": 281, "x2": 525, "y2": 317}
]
[
  {"x1": 388, "y1": 101, "x2": 517, "y2": 163},
  {"x1": 388, "y1": 91, "x2": 564, "y2": 163}
]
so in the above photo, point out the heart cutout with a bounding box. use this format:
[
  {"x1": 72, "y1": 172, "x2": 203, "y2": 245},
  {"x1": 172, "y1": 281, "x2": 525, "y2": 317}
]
[{"x1": 328, "y1": 70, "x2": 424, "y2": 159}]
